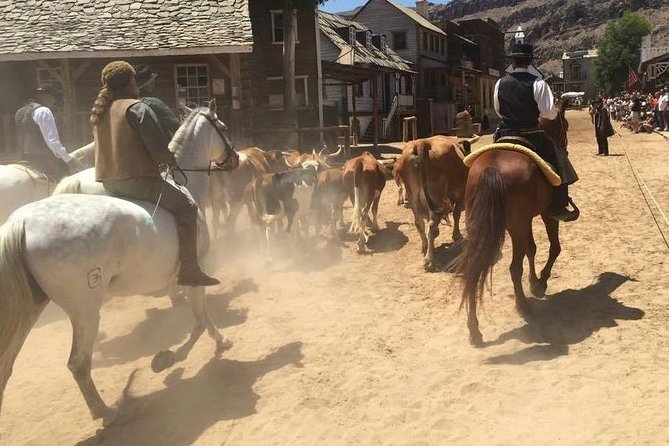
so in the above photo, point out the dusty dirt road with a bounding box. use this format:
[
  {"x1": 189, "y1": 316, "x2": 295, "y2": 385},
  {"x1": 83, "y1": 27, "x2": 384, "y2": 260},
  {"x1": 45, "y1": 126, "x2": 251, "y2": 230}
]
[{"x1": 2, "y1": 110, "x2": 669, "y2": 445}]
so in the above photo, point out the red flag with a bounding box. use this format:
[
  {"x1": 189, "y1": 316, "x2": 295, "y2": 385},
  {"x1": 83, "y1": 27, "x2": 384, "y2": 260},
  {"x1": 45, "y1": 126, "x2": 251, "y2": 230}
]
[{"x1": 627, "y1": 66, "x2": 640, "y2": 88}]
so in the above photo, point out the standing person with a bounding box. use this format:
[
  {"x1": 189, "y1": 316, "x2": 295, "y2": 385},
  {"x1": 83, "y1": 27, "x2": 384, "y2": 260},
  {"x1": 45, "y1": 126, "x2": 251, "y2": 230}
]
[
  {"x1": 133, "y1": 63, "x2": 181, "y2": 139},
  {"x1": 90, "y1": 60, "x2": 219, "y2": 287},
  {"x1": 14, "y1": 86, "x2": 84, "y2": 180},
  {"x1": 493, "y1": 37, "x2": 579, "y2": 222},
  {"x1": 659, "y1": 88, "x2": 669, "y2": 132},
  {"x1": 594, "y1": 98, "x2": 614, "y2": 156},
  {"x1": 630, "y1": 93, "x2": 642, "y2": 133}
]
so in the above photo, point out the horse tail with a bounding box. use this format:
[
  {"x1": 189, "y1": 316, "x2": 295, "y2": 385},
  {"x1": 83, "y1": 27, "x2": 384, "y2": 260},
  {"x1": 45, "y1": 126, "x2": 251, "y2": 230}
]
[
  {"x1": 455, "y1": 167, "x2": 506, "y2": 311},
  {"x1": 52, "y1": 175, "x2": 82, "y2": 195},
  {"x1": 0, "y1": 219, "x2": 47, "y2": 415},
  {"x1": 352, "y1": 160, "x2": 363, "y2": 231}
]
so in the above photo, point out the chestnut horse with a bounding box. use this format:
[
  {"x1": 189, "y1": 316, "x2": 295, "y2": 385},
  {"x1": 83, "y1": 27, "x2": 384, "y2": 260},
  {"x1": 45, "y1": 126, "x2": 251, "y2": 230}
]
[{"x1": 456, "y1": 102, "x2": 570, "y2": 346}]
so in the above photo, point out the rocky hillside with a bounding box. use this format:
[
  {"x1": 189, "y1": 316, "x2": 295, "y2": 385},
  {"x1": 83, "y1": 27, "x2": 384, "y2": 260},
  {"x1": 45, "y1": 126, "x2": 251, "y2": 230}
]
[{"x1": 429, "y1": 0, "x2": 669, "y2": 72}]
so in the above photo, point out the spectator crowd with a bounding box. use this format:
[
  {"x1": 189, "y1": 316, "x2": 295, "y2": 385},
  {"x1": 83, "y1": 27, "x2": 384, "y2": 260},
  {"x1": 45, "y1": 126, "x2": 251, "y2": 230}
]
[{"x1": 593, "y1": 89, "x2": 669, "y2": 134}]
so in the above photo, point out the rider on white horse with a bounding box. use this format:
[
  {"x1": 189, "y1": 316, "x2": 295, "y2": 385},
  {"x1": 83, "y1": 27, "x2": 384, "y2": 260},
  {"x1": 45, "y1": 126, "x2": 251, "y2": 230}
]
[
  {"x1": 14, "y1": 85, "x2": 84, "y2": 180},
  {"x1": 90, "y1": 60, "x2": 219, "y2": 287}
]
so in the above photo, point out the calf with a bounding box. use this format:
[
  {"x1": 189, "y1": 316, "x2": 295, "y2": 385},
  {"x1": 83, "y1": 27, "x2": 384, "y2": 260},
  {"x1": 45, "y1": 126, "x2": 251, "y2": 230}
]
[
  {"x1": 395, "y1": 135, "x2": 477, "y2": 270},
  {"x1": 246, "y1": 168, "x2": 318, "y2": 261},
  {"x1": 342, "y1": 151, "x2": 386, "y2": 253},
  {"x1": 311, "y1": 167, "x2": 348, "y2": 236}
]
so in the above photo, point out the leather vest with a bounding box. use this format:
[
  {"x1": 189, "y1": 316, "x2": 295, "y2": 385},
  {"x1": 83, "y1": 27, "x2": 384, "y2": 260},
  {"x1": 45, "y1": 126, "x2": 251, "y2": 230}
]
[
  {"x1": 497, "y1": 72, "x2": 540, "y2": 130},
  {"x1": 15, "y1": 102, "x2": 50, "y2": 155},
  {"x1": 94, "y1": 99, "x2": 161, "y2": 181}
]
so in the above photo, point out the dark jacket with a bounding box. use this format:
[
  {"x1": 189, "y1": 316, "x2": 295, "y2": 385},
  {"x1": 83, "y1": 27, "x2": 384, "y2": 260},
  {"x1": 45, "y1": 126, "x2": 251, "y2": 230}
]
[{"x1": 595, "y1": 107, "x2": 614, "y2": 138}]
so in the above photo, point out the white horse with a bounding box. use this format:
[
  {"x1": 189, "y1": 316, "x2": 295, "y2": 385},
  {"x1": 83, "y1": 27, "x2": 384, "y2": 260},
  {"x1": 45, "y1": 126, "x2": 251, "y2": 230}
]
[
  {"x1": 0, "y1": 143, "x2": 93, "y2": 222},
  {"x1": 0, "y1": 99, "x2": 239, "y2": 425}
]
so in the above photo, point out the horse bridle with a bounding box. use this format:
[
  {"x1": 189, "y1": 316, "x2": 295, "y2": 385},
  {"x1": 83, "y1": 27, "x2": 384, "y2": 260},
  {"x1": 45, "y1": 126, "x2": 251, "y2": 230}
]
[{"x1": 177, "y1": 112, "x2": 237, "y2": 172}]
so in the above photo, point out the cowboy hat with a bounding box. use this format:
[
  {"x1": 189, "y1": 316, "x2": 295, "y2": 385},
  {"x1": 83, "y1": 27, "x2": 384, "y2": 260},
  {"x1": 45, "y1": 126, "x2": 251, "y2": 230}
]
[
  {"x1": 507, "y1": 42, "x2": 535, "y2": 59},
  {"x1": 133, "y1": 63, "x2": 158, "y2": 90}
]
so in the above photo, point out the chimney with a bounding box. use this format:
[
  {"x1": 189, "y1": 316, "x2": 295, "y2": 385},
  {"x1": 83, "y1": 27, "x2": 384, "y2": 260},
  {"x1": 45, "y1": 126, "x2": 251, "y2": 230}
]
[{"x1": 415, "y1": 0, "x2": 428, "y2": 19}]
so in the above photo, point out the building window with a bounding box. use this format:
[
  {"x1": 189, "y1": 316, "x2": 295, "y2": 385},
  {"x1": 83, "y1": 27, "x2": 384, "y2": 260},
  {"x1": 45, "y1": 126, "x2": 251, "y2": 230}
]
[
  {"x1": 270, "y1": 10, "x2": 299, "y2": 44},
  {"x1": 355, "y1": 82, "x2": 364, "y2": 98},
  {"x1": 570, "y1": 61, "x2": 582, "y2": 80},
  {"x1": 423, "y1": 32, "x2": 428, "y2": 51},
  {"x1": 440, "y1": 38, "x2": 445, "y2": 55},
  {"x1": 392, "y1": 31, "x2": 407, "y2": 50},
  {"x1": 36, "y1": 65, "x2": 64, "y2": 94},
  {"x1": 268, "y1": 76, "x2": 309, "y2": 109},
  {"x1": 402, "y1": 76, "x2": 413, "y2": 95},
  {"x1": 175, "y1": 64, "x2": 211, "y2": 107},
  {"x1": 430, "y1": 35, "x2": 435, "y2": 52}
]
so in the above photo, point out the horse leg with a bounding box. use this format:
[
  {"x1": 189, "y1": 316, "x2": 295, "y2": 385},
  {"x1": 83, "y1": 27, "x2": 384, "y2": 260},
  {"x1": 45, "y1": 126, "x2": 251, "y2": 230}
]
[
  {"x1": 452, "y1": 201, "x2": 464, "y2": 242},
  {"x1": 526, "y1": 227, "x2": 542, "y2": 297},
  {"x1": 424, "y1": 210, "x2": 441, "y2": 271},
  {"x1": 151, "y1": 287, "x2": 210, "y2": 373},
  {"x1": 535, "y1": 215, "x2": 561, "y2": 297},
  {"x1": 509, "y1": 226, "x2": 532, "y2": 317},
  {"x1": 193, "y1": 287, "x2": 232, "y2": 354},
  {"x1": 66, "y1": 307, "x2": 117, "y2": 423},
  {"x1": 226, "y1": 202, "x2": 242, "y2": 235}
]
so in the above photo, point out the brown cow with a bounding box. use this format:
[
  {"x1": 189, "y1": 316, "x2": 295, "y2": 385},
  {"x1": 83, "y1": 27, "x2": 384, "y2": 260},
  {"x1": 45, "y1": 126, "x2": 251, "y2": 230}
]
[
  {"x1": 263, "y1": 150, "x2": 292, "y2": 173},
  {"x1": 312, "y1": 167, "x2": 348, "y2": 236},
  {"x1": 395, "y1": 135, "x2": 478, "y2": 270},
  {"x1": 342, "y1": 151, "x2": 386, "y2": 253},
  {"x1": 245, "y1": 168, "x2": 318, "y2": 261},
  {"x1": 208, "y1": 147, "x2": 271, "y2": 237}
]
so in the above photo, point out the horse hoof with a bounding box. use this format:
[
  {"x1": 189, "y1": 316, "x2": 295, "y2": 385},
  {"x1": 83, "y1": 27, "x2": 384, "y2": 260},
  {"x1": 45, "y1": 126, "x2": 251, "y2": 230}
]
[
  {"x1": 530, "y1": 281, "x2": 547, "y2": 298},
  {"x1": 151, "y1": 350, "x2": 176, "y2": 373},
  {"x1": 101, "y1": 407, "x2": 119, "y2": 427},
  {"x1": 423, "y1": 259, "x2": 435, "y2": 272},
  {"x1": 469, "y1": 332, "x2": 484, "y2": 348},
  {"x1": 516, "y1": 302, "x2": 533, "y2": 319},
  {"x1": 216, "y1": 337, "x2": 233, "y2": 354}
]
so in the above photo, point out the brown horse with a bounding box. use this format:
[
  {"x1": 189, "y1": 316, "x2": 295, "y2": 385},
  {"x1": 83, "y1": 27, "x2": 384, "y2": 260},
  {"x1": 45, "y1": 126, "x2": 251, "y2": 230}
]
[{"x1": 456, "y1": 102, "x2": 570, "y2": 346}]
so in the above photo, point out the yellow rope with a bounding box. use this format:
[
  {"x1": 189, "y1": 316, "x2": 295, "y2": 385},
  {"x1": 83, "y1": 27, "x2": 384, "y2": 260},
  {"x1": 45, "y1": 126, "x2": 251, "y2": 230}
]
[{"x1": 463, "y1": 142, "x2": 562, "y2": 186}]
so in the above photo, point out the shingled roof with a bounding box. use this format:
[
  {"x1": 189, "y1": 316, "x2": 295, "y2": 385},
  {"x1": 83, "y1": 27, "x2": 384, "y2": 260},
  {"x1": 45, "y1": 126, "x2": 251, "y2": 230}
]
[
  {"x1": 0, "y1": 0, "x2": 253, "y2": 61},
  {"x1": 319, "y1": 11, "x2": 413, "y2": 73}
]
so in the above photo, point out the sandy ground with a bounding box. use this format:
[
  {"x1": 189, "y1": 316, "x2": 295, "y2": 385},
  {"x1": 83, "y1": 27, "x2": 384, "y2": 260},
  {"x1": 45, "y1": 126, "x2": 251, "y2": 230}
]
[{"x1": 2, "y1": 111, "x2": 669, "y2": 445}]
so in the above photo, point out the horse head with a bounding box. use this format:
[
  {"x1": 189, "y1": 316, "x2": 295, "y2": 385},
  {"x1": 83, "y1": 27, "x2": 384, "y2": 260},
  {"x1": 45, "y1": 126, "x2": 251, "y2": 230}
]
[{"x1": 170, "y1": 98, "x2": 239, "y2": 172}]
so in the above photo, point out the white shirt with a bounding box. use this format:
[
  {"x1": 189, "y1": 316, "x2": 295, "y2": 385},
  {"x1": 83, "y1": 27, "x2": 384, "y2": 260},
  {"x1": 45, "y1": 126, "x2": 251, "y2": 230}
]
[
  {"x1": 659, "y1": 93, "x2": 669, "y2": 111},
  {"x1": 32, "y1": 106, "x2": 72, "y2": 162},
  {"x1": 493, "y1": 67, "x2": 558, "y2": 121}
]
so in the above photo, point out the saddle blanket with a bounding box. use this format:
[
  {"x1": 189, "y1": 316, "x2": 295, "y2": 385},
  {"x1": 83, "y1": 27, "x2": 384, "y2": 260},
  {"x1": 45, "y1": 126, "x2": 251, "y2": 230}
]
[{"x1": 462, "y1": 143, "x2": 561, "y2": 186}]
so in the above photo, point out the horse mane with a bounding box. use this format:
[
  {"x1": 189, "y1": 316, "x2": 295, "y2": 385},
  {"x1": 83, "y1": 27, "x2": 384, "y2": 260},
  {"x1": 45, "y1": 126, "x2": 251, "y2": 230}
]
[{"x1": 169, "y1": 106, "x2": 209, "y2": 157}]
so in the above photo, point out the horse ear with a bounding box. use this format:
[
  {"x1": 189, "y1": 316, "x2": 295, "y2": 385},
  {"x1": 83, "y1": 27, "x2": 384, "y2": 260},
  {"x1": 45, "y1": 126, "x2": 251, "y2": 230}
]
[
  {"x1": 177, "y1": 101, "x2": 192, "y2": 116},
  {"x1": 208, "y1": 98, "x2": 217, "y2": 115}
]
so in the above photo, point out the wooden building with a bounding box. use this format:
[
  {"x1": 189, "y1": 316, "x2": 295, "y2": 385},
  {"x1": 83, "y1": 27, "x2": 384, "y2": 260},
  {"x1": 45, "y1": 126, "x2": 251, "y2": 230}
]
[
  {"x1": 0, "y1": 0, "x2": 256, "y2": 156},
  {"x1": 354, "y1": 0, "x2": 449, "y2": 136},
  {"x1": 0, "y1": 0, "x2": 328, "y2": 155},
  {"x1": 319, "y1": 11, "x2": 415, "y2": 144}
]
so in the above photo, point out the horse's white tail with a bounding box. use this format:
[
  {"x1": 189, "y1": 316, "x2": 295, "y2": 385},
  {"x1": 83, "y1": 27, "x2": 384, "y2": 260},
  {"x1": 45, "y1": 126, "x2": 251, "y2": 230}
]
[
  {"x1": 52, "y1": 176, "x2": 82, "y2": 195},
  {"x1": 0, "y1": 219, "x2": 47, "y2": 416}
]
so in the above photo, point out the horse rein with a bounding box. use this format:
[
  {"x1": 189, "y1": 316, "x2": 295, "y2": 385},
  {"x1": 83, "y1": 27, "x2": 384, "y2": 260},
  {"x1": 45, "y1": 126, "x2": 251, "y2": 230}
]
[{"x1": 171, "y1": 112, "x2": 237, "y2": 185}]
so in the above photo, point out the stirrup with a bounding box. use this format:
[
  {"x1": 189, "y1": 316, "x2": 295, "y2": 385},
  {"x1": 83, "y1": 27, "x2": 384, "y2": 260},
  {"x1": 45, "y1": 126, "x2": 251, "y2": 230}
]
[{"x1": 550, "y1": 198, "x2": 580, "y2": 222}]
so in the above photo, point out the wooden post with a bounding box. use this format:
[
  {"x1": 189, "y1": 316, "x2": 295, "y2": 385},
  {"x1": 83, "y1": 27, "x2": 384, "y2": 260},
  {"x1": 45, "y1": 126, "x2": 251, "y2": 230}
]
[
  {"x1": 229, "y1": 53, "x2": 242, "y2": 141},
  {"x1": 59, "y1": 59, "x2": 74, "y2": 146},
  {"x1": 372, "y1": 73, "x2": 378, "y2": 149},
  {"x1": 351, "y1": 83, "x2": 358, "y2": 146}
]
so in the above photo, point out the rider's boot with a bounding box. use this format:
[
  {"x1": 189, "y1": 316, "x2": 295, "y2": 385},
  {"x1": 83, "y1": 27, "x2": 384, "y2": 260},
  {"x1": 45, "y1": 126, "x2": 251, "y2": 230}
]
[
  {"x1": 550, "y1": 184, "x2": 579, "y2": 222},
  {"x1": 176, "y1": 220, "x2": 220, "y2": 287}
]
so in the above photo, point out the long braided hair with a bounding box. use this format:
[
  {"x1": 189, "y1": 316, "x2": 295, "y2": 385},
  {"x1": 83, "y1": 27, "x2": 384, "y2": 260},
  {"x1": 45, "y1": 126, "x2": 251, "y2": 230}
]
[{"x1": 90, "y1": 61, "x2": 136, "y2": 125}]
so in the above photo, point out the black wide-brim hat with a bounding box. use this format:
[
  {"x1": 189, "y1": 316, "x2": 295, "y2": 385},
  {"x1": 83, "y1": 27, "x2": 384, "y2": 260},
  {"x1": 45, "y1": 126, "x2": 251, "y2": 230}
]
[
  {"x1": 133, "y1": 63, "x2": 158, "y2": 89},
  {"x1": 508, "y1": 43, "x2": 535, "y2": 59}
]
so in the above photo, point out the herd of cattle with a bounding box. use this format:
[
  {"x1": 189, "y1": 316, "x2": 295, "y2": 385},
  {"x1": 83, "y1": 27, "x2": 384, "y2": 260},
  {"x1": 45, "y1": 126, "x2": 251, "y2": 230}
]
[{"x1": 208, "y1": 134, "x2": 478, "y2": 268}]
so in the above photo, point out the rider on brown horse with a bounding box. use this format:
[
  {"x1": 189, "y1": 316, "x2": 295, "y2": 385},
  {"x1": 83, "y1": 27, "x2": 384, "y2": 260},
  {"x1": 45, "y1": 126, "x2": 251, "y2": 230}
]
[{"x1": 493, "y1": 32, "x2": 579, "y2": 222}]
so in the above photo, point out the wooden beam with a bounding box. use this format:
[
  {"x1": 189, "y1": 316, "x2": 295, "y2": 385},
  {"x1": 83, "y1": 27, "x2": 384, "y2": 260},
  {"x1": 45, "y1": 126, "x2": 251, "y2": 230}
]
[
  {"x1": 372, "y1": 72, "x2": 378, "y2": 148},
  {"x1": 207, "y1": 55, "x2": 232, "y2": 78},
  {"x1": 60, "y1": 59, "x2": 74, "y2": 145},
  {"x1": 71, "y1": 59, "x2": 91, "y2": 81}
]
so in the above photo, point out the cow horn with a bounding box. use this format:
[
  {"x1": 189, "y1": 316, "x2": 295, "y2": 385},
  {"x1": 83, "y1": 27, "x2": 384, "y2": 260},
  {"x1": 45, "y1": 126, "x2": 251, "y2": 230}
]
[
  {"x1": 466, "y1": 134, "x2": 481, "y2": 145},
  {"x1": 322, "y1": 145, "x2": 343, "y2": 159}
]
